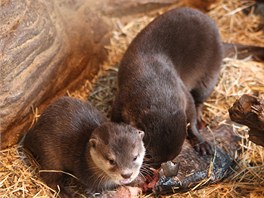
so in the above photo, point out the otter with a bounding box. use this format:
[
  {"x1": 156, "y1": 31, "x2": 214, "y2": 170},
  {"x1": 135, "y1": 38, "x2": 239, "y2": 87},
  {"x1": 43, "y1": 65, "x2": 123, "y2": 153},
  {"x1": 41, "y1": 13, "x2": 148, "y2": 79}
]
[
  {"x1": 111, "y1": 7, "x2": 223, "y2": 166},
  {"x1": 23, "y1": 96, "x2": 145, "y2": 197}
]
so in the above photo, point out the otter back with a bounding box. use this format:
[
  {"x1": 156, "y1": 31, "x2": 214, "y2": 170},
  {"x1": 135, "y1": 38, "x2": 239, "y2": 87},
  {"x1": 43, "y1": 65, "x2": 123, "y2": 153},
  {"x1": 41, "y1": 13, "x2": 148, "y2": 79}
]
[{"x1": 111, "y1": 8, "x2": 223, "y2": 165}]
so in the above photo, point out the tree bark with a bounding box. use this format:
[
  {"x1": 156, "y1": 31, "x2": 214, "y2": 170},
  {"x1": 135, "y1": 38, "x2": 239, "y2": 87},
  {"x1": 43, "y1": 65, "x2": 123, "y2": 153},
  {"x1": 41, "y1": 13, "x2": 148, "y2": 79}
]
[
  {"x1": 229, "y1": 94, "x2": 264, "y2": 147},
  {"x1": 0, "y1": 0, "x2": 110, "y2": 149}
]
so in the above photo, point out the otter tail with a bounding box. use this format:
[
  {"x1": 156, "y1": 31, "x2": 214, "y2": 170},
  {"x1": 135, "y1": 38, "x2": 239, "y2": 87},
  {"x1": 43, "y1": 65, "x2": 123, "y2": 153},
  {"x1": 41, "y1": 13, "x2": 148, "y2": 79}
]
[{"x1": 223, "y1": 42, "x2": 264, "y2": 61}]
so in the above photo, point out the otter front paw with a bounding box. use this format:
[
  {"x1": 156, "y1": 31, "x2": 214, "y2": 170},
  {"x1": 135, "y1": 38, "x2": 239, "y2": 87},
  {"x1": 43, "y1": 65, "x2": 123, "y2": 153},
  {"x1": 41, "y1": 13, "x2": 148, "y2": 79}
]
[
  {"x1": 193, "y1": 140, "x2": 213, "y2": 155},
  {"x1": 189, "y1": 137, "x2": 213, "y2": 155}
]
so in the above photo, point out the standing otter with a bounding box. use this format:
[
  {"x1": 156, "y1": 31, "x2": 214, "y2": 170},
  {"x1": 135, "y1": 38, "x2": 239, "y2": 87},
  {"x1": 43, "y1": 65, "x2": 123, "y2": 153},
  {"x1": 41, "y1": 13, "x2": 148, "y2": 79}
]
[
  {"x1": 111, "y1": 7, "x2": 223, "y2": 166},
  {"x1": 23, "y1": 97, "x2": 145, "y2": 197}
]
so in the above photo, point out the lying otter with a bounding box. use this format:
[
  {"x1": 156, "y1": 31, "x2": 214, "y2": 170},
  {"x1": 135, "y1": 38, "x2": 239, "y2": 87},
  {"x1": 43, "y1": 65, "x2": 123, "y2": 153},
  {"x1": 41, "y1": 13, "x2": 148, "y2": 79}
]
[{"x1": 24, "y1": 96, "x2": 145, "y2": 197}]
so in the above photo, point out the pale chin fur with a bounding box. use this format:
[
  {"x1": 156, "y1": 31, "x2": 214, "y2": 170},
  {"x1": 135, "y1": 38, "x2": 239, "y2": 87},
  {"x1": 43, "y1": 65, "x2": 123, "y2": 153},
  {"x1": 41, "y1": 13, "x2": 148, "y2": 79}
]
[
  {"x1": 118, "y1": 148, "x2": 145, "y2": 185},
  {"x1": 90, "y1": 147, "x2": 145, "y2": 185}
]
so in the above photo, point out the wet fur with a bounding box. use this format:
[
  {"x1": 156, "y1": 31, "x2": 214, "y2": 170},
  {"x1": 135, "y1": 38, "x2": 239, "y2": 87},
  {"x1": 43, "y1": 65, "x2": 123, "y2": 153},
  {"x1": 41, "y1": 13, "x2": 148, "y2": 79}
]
[{"x1": 111, "y1": 8, "x2": 223, "y2": 165}]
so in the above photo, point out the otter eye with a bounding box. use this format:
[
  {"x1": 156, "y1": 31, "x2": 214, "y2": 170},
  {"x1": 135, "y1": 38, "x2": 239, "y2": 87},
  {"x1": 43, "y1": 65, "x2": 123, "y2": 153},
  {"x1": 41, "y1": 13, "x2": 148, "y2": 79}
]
[
  {"x1": 108, "y1": 159, "x2": 116, "y2": 166},
  {"x1": 133, "y1": 155, "x2": 138, "y2": 161}
]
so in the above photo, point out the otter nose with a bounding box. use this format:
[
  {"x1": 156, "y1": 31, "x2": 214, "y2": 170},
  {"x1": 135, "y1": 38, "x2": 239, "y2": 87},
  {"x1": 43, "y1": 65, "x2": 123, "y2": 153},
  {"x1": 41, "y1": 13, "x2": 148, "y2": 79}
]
[{"x1": 121, "y1": 172, "x2": 132, "y2": 179}]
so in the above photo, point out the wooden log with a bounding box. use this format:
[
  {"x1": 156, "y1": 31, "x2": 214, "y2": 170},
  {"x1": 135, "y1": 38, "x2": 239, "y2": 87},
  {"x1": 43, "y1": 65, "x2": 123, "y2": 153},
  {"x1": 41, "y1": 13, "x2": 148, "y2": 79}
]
[
  {"x1": 184, "y1": 0, "x2": 221, "y2": 11},
  {"x1": 0, "y1": 0, "x2": 110, "y2": 149},
  {"x1": 99, "y1": 0, "x2": 180, "y2": 16},
  {"x1": 229, "y1": 94, "x2": 264, "y2": 147}
]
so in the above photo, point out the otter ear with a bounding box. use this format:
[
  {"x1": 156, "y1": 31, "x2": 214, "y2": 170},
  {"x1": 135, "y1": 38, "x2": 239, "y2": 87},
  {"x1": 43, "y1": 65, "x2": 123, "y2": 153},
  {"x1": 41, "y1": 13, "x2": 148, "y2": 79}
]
[
  {"x1": 89, "y1": 137, "x2": 98, "y2": 148},
  {"x1": 138, "y1": 130, "x2": 144, "y2": 140}
]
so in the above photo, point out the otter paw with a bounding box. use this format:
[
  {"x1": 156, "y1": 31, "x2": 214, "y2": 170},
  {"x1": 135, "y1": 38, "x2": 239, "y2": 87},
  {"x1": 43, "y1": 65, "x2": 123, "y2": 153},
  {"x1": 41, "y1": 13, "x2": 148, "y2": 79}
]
[{"x1": 193, "y1": 141, "x2": 213, "y2": 155}]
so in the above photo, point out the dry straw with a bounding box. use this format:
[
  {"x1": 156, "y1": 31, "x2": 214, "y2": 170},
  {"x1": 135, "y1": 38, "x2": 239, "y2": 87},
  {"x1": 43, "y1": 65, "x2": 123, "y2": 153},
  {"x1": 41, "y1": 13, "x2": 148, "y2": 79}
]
[{"x1": 1, "y1": 0, "x2": 264, "y2": 197}]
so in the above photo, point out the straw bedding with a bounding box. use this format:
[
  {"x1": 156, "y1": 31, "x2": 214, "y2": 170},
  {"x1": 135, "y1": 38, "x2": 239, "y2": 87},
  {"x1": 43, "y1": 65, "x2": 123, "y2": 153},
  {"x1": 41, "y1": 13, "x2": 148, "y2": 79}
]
[{"x1": 1, "y1": 0, "x2": 264, "y2": 197}]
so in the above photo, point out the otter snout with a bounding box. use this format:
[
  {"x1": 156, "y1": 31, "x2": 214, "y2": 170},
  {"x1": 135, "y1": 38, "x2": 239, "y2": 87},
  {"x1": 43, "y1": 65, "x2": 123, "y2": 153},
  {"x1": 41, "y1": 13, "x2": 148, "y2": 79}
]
[
  {"x1": 119, "y1": 171, "x2": 135, "y2": 185},
  {"x1": 121, "y1": 172, "x2": 133, "y2": 179}
]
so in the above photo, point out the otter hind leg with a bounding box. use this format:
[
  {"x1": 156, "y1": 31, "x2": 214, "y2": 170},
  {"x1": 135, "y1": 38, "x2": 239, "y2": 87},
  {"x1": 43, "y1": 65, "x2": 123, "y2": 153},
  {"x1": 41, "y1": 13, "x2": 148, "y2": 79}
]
[{"x1": 190, "y1": 73, "x2": 219, "y2": 128}]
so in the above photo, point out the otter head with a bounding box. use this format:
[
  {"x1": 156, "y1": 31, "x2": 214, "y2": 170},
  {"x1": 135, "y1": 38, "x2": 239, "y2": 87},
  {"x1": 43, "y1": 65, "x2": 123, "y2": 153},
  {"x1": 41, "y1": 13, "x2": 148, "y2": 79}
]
[
  {"x1": 89, "y1": 122, "x2": 145, "y2": 186},
  {"x1": 141, "y1": 110, "x2": 187, "y2": 167}
]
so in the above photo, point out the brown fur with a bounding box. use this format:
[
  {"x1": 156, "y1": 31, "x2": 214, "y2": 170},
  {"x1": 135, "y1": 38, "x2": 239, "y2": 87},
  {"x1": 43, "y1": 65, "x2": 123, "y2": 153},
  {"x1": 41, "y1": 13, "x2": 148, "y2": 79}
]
[
  {"x1": 23, "y1": 96, "x2": 145, "y2": 197},
  {"x1": 111, "y1": 8, "x2": 223, "y2": 166}
]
